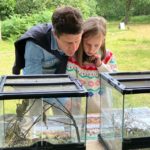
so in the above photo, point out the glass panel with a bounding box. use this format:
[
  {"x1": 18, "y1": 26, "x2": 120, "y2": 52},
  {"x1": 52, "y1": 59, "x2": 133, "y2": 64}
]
[
  {"x1": 100, "y1": 72, "x2": 150, "y2": 150},
  {"x1": 3, "y1": 84, "x2": 77, "y2": 93},
  {"x1": 0, "y1": 75, "x2": 87, "y2": 148},
  {"x1": 121, "y1": 80, "x2": 150, "y2": 88},
  {"x1": 86, "y1": 94, "x2": 101, "y2": 140},
  {"x1": 28, "y1": 96, "x2": 86, "y2": 144},
  {"x1": 66, "y1": 97, "x2": 86, "y2": 143},
  {"x1": 86, "y1": 113, "x2": 100, "y2": 140},
  {"x1": 100, "y1": 79, "x2": 123, "y2": 150},
  {"x1": 1, "y1": 96, "x2": 86, "y2": 148},
  {"x1": 1, "y1": 99, "x2": 43, "y2": 148},
  {"x1": 5, "y1": 77, "x2": 71, "y2": 84},
  {"x1": 0, "y1": 100, "x2": 4, "y2": 147},
  {"x1": 111, "y1": 73, "x2": 150, "y2": 79},
  {"x1": 123, "y1": 93, "x2": 150, "y2": 139}
]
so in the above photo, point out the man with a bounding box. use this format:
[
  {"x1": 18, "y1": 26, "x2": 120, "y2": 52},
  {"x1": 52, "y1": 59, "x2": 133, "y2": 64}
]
[
  {"x1": 12, "y1": 6, "x2": 83, "y2": 115},
  {"x1": 13, "y1": 6, "x2": 83, "y2": 75}
]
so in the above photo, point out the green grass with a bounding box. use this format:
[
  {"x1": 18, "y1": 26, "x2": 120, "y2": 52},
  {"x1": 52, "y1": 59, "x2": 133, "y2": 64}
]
[
  {"x1": 0, "y1": 40, "x2": 14, "y2": 75},
  {"x1": 1, "y1": 100, "x2": 17, "y2": 114},
  {"x1": 106, "y1": 23, "x2": 150, "y2": 71},
  {"x1": 0, "y1": 22, "x2": 150, "y2": 75}
]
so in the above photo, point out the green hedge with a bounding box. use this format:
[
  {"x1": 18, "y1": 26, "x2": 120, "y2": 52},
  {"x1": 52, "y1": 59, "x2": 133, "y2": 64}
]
[{"x1": 1, "y1": 10, "x2": 52, "y2": 40}]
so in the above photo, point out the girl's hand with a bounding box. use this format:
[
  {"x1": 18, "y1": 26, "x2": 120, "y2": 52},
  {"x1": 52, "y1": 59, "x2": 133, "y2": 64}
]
[{"x1": 90, "y1": 54, "x2": 102, "y2": 67}]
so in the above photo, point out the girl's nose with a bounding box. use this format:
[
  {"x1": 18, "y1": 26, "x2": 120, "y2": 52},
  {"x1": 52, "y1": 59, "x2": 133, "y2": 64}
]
[{"x1": 89, "y1": 46, "x2": 95, "y2": 53}]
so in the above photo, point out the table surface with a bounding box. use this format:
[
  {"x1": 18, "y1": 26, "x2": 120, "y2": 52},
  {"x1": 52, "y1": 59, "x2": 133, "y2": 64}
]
[{"x1": 86, "y1": 140, "x2": 104, "y2": 150}]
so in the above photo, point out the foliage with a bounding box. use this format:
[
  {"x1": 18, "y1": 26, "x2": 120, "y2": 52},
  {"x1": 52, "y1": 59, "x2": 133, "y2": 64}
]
[
  {"x1": 123, "y1": 0, "x2": 134, "y2": 24},
  {"x1": 96, "y1": 0, "x2": 125, "y2": 20},
  {"x1": 0, "y1": 0, "x2": 16, "y2": 20},
  {"x1": 1, "y1": 0, "x2": 150, "y2": 22},
  {"x1": 132, "y1": 0, "x2": 150, "y2": 16},
  {"x1": 15, "y1": 0, "x2": 46, "y2": 15},
  {"x1": 49, "y1": 0, "x2": 97, "y2": 19},
  {"x1": 129, "y1": 15, "x2": 150, "y2": 24},
  {"x1": 1, "y1": 10, "x2": 52, "y2": 40},
  {"x1": 96, "y1": 0, "x2": 150, "y2": 21},
  {"x1": 1, "y1": 0, "x2": 98, "y2": 41}
]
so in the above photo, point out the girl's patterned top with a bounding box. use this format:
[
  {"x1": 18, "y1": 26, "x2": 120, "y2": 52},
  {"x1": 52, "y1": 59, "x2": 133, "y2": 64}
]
[{"x1": 66, "y1": 50, "x2": 117, "y2": 96}]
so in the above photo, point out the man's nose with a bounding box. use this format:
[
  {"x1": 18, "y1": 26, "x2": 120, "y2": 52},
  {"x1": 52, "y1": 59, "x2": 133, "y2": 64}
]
[{"x1": 71, "y1": 43, "x2": 78, "y2": 52}]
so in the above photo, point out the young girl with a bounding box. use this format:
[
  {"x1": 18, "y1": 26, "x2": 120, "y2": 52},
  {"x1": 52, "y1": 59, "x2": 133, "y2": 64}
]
[{"x1": 66, "y1": 16, "x2": 117, "y2": 113}]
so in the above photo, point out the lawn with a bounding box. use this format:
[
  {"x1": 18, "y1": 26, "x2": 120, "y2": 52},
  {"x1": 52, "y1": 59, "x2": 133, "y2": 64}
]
[
  {"x1": 0, "y1": 40, "x2": 14, "y2": 75},
  {"x1": 107, "y1": 22, "x2": 150, "y2": 71},
  {"x1": 0, "y1": 22, "x2": 150, "y2": 76}
]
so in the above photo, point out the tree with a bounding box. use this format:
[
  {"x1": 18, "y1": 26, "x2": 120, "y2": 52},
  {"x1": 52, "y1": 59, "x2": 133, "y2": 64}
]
[
  {"x1": 124, "y1": 0, "x2": 134, "y2": 24},
  {"x1": 132, "y1": 0, "x2": 150, "y2": 16},
  {"x1": 15, "y1": 0, "x2": 46, "y2": 15},
  {"x1": 49, "y1": 0, "x2": 97, "y2": 19},
  {"x1": 0, "y1": 21, "x2": 1, "y2": 40},
  {"x1": 0, "y1": 0, "x2": 16, "y2": 20},
  {"x1": 96, "y1": 0, "x2": 125, "y2": 20}
]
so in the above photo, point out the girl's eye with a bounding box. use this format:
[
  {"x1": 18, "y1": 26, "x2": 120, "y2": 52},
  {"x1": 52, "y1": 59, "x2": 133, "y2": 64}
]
[{"x1": 87, "y1": 44, "x2": 91, "y2": 47}]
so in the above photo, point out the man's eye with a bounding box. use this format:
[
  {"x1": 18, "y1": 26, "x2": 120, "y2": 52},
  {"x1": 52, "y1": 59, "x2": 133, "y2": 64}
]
[
  {"x1": 67, "y1": 42, "x2": 72, "y2": 45},
  {"x1": 87, "y1": 44, "x2": 91, "y2": 47}
]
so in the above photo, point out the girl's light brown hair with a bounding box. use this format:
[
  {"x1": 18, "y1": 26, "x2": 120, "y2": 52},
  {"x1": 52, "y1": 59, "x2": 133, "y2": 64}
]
[{"x1": 75, "y1": 16, "x2": 107, "y2": 66}]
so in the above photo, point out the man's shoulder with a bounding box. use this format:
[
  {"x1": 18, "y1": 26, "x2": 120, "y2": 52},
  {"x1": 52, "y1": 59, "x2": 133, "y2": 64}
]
[
  {"x1": 29, "y1": 23, "x2": 52, "y2": 33},
  {"x1": 22, "y1": 23, "x2": 52, "y2": 38},
  {"x1": 15, "y1": 23, "x2": 52, "y2": 47}
]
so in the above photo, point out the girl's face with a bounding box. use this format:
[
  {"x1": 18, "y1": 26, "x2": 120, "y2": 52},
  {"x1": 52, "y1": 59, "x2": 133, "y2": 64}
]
[{"x1": 83, "y1": 34, "x2": 103, "y2": 56}]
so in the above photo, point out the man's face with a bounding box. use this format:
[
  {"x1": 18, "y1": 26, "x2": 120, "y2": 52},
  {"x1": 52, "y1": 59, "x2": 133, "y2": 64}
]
[{"x1": 54, "y1": 32, "x2": 83, "y2": 56}]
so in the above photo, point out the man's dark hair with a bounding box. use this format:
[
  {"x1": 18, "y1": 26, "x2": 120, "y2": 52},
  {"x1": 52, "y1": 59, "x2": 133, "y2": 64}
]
[{"x1": 52, "y1": 6, "x2": 83, "y2": 36}]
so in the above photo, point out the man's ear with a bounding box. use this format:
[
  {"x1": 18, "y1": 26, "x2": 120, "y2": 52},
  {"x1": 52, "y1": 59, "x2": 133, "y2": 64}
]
[{"x1": 52, "y1": 30, "x2": 59, "y2": 39}]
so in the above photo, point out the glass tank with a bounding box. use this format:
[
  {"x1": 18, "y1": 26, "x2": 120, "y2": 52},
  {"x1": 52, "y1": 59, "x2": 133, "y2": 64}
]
[
  {"x1": 0, "y1": 74, "x2": 88, "y2": 150},
  {"x1": 98, "y1": 71, "x2": 150, "y2": 150}
]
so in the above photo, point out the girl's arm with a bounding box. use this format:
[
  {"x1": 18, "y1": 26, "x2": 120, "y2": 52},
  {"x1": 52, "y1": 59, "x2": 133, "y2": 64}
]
[
  {"x1": 97, "y1": 55, "x2": 117, "y2": 72},
  {"x1": 97, "y1": 50, "x2": 117, "y2": 73}
]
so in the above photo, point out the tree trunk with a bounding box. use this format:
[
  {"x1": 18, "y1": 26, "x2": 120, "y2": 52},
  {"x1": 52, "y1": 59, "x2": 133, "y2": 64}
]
[
  {"x1": 0, "y1": 21, "x2": 1, "y2": 41},
  {"x1": 124, "y1": 0, "x2": 133, "y2": 24}
]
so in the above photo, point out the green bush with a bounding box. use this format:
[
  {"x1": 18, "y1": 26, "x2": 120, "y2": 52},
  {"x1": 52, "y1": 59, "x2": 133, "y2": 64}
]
[
  {"x1": 1, "y1": 1, "x2": 97, "y2": 41},
  {"x1": 0, "y1": 0, "x2": 16, "y2": 20},
  {"x1": 96, "y1": 0, "x2": 150, "y2": 20},
  {"x1": 15, "y1": 0, "x2": 46, "y2": 15},
  {"x1": 132, "y1": 0, "x2": 150, "y2": 16},
  {"x1": 96, "y1": 0, "x2": 125, "y2": 20},
  {"x1": 129, "y1": 15, "x2": 150, "y2": 24},
  {"x1": 1, "y1": 10, "x2": 52, "y2": 40},
  {"x1": 49, "y1": 0, "x2": 97, "y2": 19}
]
